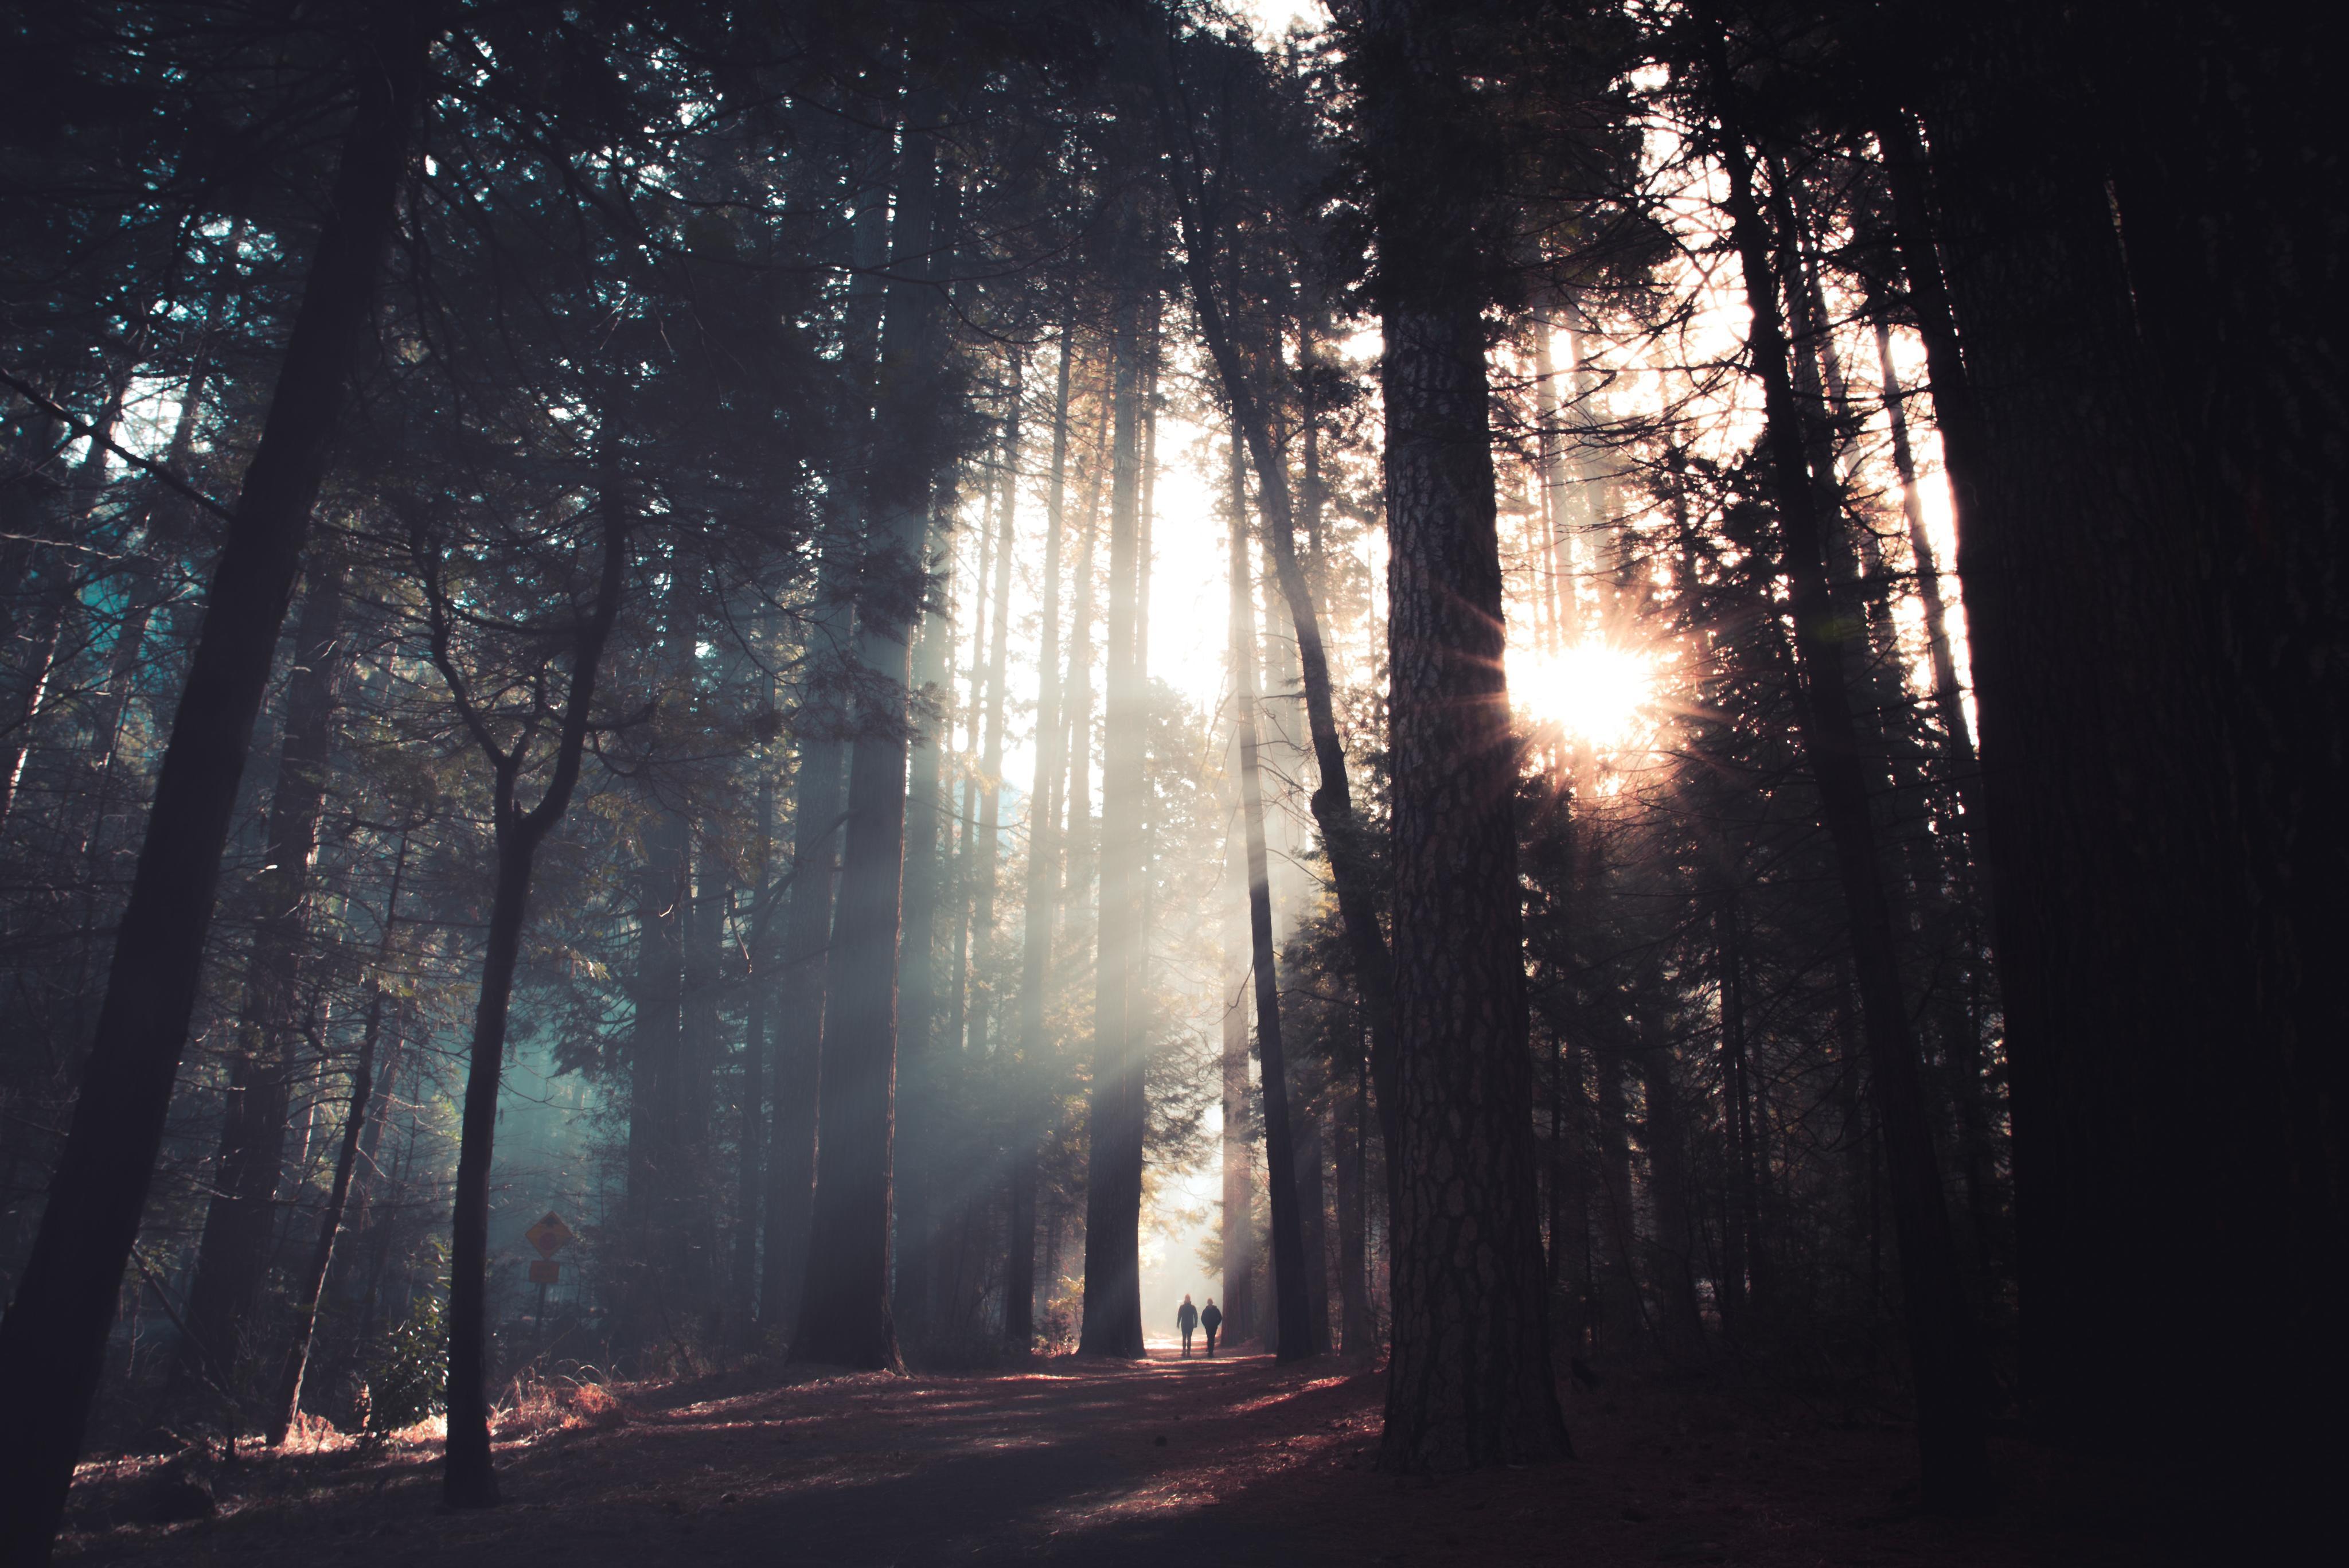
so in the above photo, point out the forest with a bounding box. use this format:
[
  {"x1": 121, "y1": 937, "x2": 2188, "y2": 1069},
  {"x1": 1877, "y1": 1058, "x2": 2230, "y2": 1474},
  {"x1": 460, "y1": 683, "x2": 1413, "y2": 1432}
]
[{"x1": 0, "y1": 1, "x2": 2336, "y2": 1564}]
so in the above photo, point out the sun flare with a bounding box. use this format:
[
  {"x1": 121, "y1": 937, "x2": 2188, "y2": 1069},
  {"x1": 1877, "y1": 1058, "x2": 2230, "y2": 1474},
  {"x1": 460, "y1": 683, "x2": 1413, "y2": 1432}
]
[{"x1": 1511, "y1": 641, "x2": 1661, "y2": 752}]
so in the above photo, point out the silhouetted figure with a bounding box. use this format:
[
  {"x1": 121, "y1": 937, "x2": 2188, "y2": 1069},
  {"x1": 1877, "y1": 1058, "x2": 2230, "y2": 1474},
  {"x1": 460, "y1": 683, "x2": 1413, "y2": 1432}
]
[
  {"x1": 1200, "y1": 1298, "x2": 1222, "y2": 1356},
  {"x1": 1177, "y1": 1294, "x2": 1199, "y2": 1356}
]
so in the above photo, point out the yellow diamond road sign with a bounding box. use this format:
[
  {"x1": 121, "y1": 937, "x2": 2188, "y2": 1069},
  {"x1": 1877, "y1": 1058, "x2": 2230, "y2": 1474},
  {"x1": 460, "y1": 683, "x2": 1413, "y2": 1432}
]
[{"x1": 525, "y1": 1211, "x2": 575, "y2": 1258}]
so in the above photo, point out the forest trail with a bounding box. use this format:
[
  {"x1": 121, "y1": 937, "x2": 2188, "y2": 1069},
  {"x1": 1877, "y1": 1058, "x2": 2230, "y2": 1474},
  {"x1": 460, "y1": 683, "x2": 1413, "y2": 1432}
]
[{"x1": 58, "y1": 1351, "x2": 2147, "y2": 1567}]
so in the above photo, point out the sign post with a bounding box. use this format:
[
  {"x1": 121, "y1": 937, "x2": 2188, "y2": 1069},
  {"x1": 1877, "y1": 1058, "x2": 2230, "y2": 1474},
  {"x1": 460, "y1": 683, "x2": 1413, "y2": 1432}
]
[{"x1": 525, "y1": 1211, "x2": 575, "y2": 1332}]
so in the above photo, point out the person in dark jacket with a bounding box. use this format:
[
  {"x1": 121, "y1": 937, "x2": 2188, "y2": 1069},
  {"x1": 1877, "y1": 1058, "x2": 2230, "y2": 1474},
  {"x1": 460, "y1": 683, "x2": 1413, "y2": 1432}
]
[
  {"x1": 1200, "y1": 1298, "x2": 1223, "y2": 1356},
  {"x1": 1177, "y1": 1294, "x2": 1200, "y2": 1356}
]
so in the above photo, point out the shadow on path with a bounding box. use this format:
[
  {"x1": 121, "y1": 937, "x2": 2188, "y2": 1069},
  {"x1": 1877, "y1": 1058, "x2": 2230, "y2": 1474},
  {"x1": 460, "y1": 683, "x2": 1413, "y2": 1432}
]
[{"x1": 61, "y1": 1350, "x2": 1349, "y2": 1566}]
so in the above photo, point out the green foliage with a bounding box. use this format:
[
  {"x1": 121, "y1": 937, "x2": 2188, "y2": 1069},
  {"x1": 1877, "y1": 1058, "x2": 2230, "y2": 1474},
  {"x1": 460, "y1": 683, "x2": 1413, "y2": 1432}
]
[{"x1": 363, "y1": 1242, "x2": 448, "y2": 1432}]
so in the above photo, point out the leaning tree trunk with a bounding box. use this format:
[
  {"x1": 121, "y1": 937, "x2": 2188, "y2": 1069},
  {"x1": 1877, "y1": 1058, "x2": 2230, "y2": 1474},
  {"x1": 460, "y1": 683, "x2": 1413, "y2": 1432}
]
[
  {"x1": 1356, "y1": 0, "x2": 1570, "y2": 1473},
  {"x1": 1228, "y1": 432, "x2": 1313, "y2": 1363},
  {"x1": 1148, "y1": 37, "x2": 1399, "y2": 1159},
  {"x1": 0, "y1": 11, "x2": 426, "y2": 1553},
  {"x1": 1712, "y1": 63, "x2": 1987, "y2": 1510},
  {"x1": 791, "y1": 120, "x2": 951, "y2": 1374},
  {"x1": 268, "y1": 832, "x2": 411, "y2": 1444}
]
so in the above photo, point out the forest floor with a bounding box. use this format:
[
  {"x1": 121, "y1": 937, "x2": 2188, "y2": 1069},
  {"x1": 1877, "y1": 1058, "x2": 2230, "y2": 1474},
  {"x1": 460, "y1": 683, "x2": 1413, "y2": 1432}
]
[{"x1": 57, "y1": 1349, "x2": 2199, "y2": 1566}]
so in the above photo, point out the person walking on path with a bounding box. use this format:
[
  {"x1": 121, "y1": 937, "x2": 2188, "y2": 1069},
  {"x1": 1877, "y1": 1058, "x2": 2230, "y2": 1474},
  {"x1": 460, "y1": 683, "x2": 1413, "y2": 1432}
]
[
  {"x1": 1177, "y1": 1295, "x2": 1200, "y2": 1357},
  {"x1": 1200, "y1": 1298, "x2": 1222, "y2": 1356}
]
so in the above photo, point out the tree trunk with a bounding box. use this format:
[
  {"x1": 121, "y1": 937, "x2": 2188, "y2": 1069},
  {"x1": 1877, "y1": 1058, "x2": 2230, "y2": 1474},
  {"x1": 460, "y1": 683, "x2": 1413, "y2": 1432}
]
[
  {"x1": 1006, "y1": 321, "x2": 1075, "y2": 1348},
  {"x1": 0, "y1": 11, "x2": 425, "y2": 1548},
  {"x1": 1591, "y1": 1030, "x2": 1642, "y2": 1351},
  {"x1": 680, "y1": 831, "x2": 723, "y2": 1321},
  {"x1": 732, "y1": 760, "x2": 773, "y2": 1335},
  {"x1": 1355, "y1": 0, "x2": 1568, "y2": 1472},
  {"x1": 759, "y1": 173, "x2": 891, "y2": 1342},
  {"x1": 1219, "y1": 816, "x2": 1258, "y2": 1348},
  {"x1": 893, "y1": 467, "x2": 961, "y2": 1345},
  {"x1": 791, "y1": 123, "x2": 951, "y2": 1374},
  {"x1": 1228, "y1": 434, "x2": 1313, "y2": 1363},
  {"x1": 1711, "y1": 68, "x2": 1987, "y2": 1508},
  {"x1": 1150, "y1": 42, "x2": 1399, "y2": 1158},
  {"x1": 1056, "y1": 377, "x2": 1109, "y2": 940},
  {"x1": 268, "y1": 832, "x2": 409, "y2": 1444},
  {"x1": 1638, "y1": 1034, "x2": 1707, "y2": 1355},
  {"x1": 1716, "y1": 887, "x2": 1765, "y2": 1328},
  {"x1": 439, "y1": 472, "x2": 629, "y2": 1508},
  {"x1": 1335, "y1": 1031, "x2": 1373, "y2": 1355},
  {"x1": 175, "y1": 560, "x2": 352, "y2": 1396},
  {"x1": 970, "y1": 366, "x2": 1020, "y2": 1056},
  {"x1": 1297, "y1": 1060, "x2": 1333, "y2": 1354},
  {"x1": 1895, "y1": 7, "x2": 2348, "y2": 1462},
  {"x1": 622, "y1": 781, "x2": 688, "y2": 1361},
  {"x1": 1078, "y1": 290, "x2": 1149, "y2": 1361},
  {"x1": 1531, "y1": 311, "x2": 1578, "y2": 649}
]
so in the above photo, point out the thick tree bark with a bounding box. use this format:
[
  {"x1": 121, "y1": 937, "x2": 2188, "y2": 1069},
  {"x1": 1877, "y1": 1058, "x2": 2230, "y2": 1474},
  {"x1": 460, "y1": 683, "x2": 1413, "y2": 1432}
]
[
  {"x1": 0, "y1": 12, "x2": 427, "y2": 1551},
  {"x1": 1375, "y1": 293, "x2": 1567, "y2": 1467},
  {"x1": 1711, "y1": 72, "x2": 1987, "y2": 1508},
  {"x1": 1354, "y1": 0, "x2": 1569, "y2": 1473},
  {"x1": 1898, "y1": 5, "x2": 2346, "y2": 1458},
  {"x1": 75, "y1": 223, "x2": 249, "y2": 867},
  {"x1": 1228, "y1": 437, "x2": 1313, "y2": 1363},
  {"x1": 792, "y1": 120, "x2": 951, "y2": 1373},
  {"x1": 1078, "y1": 295, "x2": 1148, "y2": 1360},
  {"x1": 439, "y1": 467, "x2": 631, "y2": 1510}
]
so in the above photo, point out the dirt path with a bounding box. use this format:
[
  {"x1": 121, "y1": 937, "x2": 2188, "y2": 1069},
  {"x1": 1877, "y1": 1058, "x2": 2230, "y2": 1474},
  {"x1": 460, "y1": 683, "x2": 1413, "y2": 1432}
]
[{"x1": 59, "y1": 1352, "x2": 2175, "y2": 1566}]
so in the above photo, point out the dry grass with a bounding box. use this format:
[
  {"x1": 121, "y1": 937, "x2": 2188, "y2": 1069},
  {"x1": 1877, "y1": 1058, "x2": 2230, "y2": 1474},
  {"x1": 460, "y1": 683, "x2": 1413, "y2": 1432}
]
[{"x1": 493, "y1": 1370, "x2": 629, "y2": 1440}]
